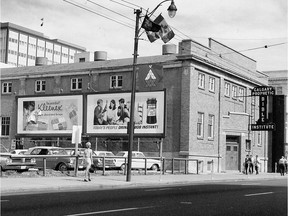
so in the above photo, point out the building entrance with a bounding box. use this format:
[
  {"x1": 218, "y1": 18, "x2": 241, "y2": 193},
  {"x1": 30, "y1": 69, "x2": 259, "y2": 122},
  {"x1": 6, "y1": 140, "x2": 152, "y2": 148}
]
[{"x1": 225, "y1": 142, "x2": 239, "y2": 170}]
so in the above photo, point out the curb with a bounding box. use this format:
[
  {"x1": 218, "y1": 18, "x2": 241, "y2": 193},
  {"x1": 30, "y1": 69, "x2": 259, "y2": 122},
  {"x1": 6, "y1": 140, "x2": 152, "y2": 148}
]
[{"x1": 1, "y1": 174, "x2": 285, "y2": 196}]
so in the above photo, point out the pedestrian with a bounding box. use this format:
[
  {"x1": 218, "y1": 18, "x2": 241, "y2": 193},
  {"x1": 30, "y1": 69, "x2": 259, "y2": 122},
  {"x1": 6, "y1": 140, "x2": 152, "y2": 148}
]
[
  {"x1": 249, "y1": 155, "x2": 254, "y2": 174},
  {"x1": 244, "y1": 155, "x2": 250, "y2": 175},
  {"x1": 254, "y1": 155, "x2": 260, "y2": 175},
  {"x1": 285, "y1": 156, "x2": 288, "y2": 174},
  {"x1": 278, "y1": 156, "x2": 286, "y2": 176},
  {"x1": 84, "y1": 142, "x2": 93, "y2": 182}
]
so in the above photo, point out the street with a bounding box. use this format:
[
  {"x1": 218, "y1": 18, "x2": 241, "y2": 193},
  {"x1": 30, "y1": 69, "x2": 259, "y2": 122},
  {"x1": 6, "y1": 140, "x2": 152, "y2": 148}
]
[{"x1": 1, "y1": 178, "x2": 287, "y2": 216}]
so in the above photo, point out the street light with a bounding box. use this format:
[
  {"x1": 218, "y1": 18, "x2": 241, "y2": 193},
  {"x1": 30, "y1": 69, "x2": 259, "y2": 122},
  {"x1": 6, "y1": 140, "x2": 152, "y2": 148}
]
[{"x1": 126, "y1": 0, "x2": 177, "y2": 182}]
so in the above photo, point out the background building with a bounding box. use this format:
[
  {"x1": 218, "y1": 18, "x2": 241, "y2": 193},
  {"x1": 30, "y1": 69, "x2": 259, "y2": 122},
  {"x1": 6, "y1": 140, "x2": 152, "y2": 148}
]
[
  {"x1": 263, "y1": 70, "x2": 288, "y2": 172},
  {"x1": 0, "y1": 22, "x2": 86, "y2": 67},
  {"x1": 0, "y1": 38, "x2": 269, "y2": 173}
]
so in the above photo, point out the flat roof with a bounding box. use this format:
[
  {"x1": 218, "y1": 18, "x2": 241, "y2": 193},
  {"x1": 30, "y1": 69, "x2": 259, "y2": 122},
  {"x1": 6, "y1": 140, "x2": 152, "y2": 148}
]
[{"x1": 1, "y1": 22, "x2": 86, "y2": 51}]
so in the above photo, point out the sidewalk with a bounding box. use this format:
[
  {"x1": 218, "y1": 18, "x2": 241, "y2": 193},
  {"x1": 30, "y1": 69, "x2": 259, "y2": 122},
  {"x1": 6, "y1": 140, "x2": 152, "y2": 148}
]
[{"x1": 1, "y1": 172, "x2": 286, "y2": 196}]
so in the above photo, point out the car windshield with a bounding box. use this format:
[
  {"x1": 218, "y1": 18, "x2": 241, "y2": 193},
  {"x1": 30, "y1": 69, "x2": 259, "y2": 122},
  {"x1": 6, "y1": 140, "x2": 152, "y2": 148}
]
[
  {"x1": 106, "y1": 152, "x2": 115, "y2": 156},
  {"x1": 116, "y1": 152, "x2": 126, "y2": 156}
]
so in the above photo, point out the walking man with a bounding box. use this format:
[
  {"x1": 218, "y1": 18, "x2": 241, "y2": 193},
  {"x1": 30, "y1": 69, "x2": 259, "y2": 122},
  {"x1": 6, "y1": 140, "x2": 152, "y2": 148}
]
[
  {"x1": 278, "y1": 156, "x2": 286, "y2": 176},
  {"x1": 254, "y1": 155, "x2": 260, "y2": 175}
]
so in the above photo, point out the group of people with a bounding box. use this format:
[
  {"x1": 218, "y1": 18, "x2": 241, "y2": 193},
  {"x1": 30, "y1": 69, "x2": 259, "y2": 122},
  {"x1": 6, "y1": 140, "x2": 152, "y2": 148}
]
[
  {"x1": 244, "y1": 154, "x2": 260, "y2": 175},
  {"x1": 93, "y1": 98, "x2": 130, "y2": 126}
]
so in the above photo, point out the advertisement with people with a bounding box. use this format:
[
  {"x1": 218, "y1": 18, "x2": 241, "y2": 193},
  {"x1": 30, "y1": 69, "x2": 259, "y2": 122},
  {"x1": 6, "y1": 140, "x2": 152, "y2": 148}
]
[
  {"x1": 86, "y1": 91, "x2": 165, "y2": 136},
  {"x1": 17, "y1": 95, "x2": 83, "y2": 134}
]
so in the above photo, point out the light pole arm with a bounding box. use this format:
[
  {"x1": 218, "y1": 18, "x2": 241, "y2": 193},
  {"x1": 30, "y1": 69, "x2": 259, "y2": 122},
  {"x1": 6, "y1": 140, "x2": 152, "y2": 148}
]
[{"x1": 148, "y1": 0, "x2": 173, "y2": 17}]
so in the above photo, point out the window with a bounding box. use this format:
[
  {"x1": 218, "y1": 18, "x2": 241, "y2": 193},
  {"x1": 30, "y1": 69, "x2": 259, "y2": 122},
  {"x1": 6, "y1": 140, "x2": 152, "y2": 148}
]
[
  {"x1": 208, "y1": 77, "x2": 215, "y2": 92},
  {"x1": 79, "y1": 58, "x2": 85, "y2": 62},
  {"x1": 224, "y1": 82, "x2": 230, "y2": 97},
  {"x1": 239, "y1": 87, "x2": 244, "y2": 102},
  {"x1": 257, "y1": 132, "x2": 262, "y2": 146},
  {"x1": 2, "y1": 82, "x2": 12, "y2": 94},
  {"x1": 232, "y1": 85, "x2": 237, "y2": 99},
  {"x1": 71, "y1": 78, "x2": 82, "y2": 90},
  {"x1": 276, "y1": 87, "x2": 282, "y2": 95},
  {"x1": 198, "y1": 73, "x2": 205, "y2": 89},
  {"x1": 208, "y1": 114, "x2": 215, "y2": 139},
  {"x1": 110, "y1": 75, "x2": 123, "y2": 89},
  {"x1": 35, "y1": 80, "x2": 46, "y2": 92},
  {"x1": 245, "y1": 139, "x2": 251, "y2": 151},
  {"x1": 197, "y1": 112, "x2": 204, "y2": 138},
  {"x1": 1, "y1": 117, "x2": 10, "y2": 136}
]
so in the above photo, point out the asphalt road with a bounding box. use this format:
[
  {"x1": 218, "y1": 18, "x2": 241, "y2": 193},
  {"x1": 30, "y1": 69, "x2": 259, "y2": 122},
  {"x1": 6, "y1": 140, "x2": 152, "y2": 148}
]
[{"x1": 1, "y1": 178, "x2": 287, "y2": 216}]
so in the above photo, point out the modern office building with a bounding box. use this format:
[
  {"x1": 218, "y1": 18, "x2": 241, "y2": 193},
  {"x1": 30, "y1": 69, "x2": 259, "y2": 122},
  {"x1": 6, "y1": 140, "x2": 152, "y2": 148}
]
[
  {"x1": 0, "y1": 38, "x2": 270, "y2": 173},
  {"x1": 263, "y1": 70, "x2": 288, "y2": 172},
  {"x1": 0, "y1": 22, "x2": 86, "y2": 67}
]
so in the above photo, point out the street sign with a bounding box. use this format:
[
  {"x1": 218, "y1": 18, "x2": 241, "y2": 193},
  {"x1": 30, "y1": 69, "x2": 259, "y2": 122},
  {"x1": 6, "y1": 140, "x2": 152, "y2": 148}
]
[
  {"x1": 251, "y1": 123, "x2": 276, "y2": 131},
  {"x1": 251, "y1": 86, "x2": 275, "y2": 96}
]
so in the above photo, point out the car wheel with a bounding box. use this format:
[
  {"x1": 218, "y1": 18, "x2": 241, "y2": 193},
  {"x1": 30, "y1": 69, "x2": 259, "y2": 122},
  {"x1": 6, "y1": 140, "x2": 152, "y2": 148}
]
[
  {"x1": 120, "y1": 164, "x2": 126, "y2": 171},
  {"x1": 151, "y1": 164, "x2": 159, "y2": 171},
  {"x1": 58, "y1": 163, "x2": 68, "y2": 172}
]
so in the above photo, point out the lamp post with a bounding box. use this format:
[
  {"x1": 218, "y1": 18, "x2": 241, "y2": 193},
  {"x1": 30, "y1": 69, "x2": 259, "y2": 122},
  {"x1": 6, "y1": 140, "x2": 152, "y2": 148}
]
[{"x1": 126, "y1": 0, "x2": 177, "y2": 182}]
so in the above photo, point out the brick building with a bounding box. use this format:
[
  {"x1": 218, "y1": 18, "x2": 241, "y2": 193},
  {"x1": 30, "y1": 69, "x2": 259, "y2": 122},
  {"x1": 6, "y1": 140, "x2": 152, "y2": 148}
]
[{"x1": 0, "y1": 38, "x2": 269, "y2": 173}]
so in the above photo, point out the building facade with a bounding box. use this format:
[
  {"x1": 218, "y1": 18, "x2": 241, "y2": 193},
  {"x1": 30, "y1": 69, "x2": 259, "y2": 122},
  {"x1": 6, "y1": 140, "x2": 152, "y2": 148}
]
[
  {"x1": 0, "y1": 22, "x2": 86, "y2": 67},
  {"x1": 263, "y1": 70, "x2": 288, "y2": 172},
  {"x1": 0, "y1": 38, "x2": 269, "y2": 173}
]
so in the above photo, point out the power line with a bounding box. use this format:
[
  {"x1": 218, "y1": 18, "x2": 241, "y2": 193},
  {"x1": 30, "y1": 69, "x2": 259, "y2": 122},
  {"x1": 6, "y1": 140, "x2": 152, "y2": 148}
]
[
  {"x1": 87, "y1": 0, "x2": 134, "y2": 22},
  {"x1": 63, "y1": 0, "x2": 134, "y2": 29},
  {"x1": 109, "y1": 0, "x2": 135, "y2": 10},
  {"x1": 221, "y1": 42, "x2": 287, "y2": 55}
]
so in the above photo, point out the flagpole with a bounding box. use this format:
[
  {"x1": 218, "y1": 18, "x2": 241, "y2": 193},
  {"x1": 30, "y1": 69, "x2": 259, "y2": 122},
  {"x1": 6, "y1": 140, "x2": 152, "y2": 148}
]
[{"x1": 126, "y1": 1, "x2": 177, "y2": 182}]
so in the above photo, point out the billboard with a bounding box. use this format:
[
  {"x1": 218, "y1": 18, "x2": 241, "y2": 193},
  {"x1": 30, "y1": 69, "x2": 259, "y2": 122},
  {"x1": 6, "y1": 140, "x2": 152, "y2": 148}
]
[
  {"x1": 17, "y1": 95, "x2": 83, "y2": 134},
  {"x1": 86, "y1": 91, "x2": 165, "y2": 136}
]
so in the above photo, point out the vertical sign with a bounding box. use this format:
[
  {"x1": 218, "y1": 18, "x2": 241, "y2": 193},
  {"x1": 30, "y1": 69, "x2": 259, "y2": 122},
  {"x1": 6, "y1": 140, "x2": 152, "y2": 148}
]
[
  {"x1": 258, "y1": 96, "x2": 267, "y2": 124},
  {"x1": 72, "y1": 125, "x2": 82, "y2": 144}
]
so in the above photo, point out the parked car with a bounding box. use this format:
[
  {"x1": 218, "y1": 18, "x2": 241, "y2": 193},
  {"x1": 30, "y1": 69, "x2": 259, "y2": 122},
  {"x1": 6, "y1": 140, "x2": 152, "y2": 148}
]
[
  {"x1": 25, "y1": 146, "x2": 86, "y2": 171},
  {"x1": 93, "y1": 151, "x2": 116, "y2": 169},
  {"x1": 115, "y1": 151, "x2": 161, "y2": 171},
  {"x1": 0, "y1": 154, "x2": 36, "y2": 172}
]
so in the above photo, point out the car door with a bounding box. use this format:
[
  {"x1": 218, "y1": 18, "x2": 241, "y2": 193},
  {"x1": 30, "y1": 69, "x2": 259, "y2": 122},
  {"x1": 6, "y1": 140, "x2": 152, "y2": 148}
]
[
  {"x1": 30, "y1": 148, "x2": 42, "y2": 168},
  {"x1": 133, "y1": 153, "x2": 144, "y2": 169}
]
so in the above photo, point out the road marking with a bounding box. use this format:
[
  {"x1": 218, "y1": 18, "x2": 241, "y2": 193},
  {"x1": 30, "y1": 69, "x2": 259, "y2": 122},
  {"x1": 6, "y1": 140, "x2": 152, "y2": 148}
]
[
  {"x1": 145, "y1": 188, "x2": 172, "y2": 192},
  {"x1": 245, "y1": 192, "x2": 274, "y2": 197},
  {"x1": 1, "y1": 200, "x2": 9, "y2": 202},
  {"x1": 241, "y1": 183, "x2": 262, "y2": 185},
  {"x1": 65, "y1": 206, "x2": 155, "y2": 216},
  {"x1": 180, "y1": 202, "x2": 192, "y2": 205}
]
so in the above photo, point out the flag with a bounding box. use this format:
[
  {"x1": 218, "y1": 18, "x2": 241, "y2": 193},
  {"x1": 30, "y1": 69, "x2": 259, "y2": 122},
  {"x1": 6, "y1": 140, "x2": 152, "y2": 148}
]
[
  {"x1": 141, "y1": 15, "x2": 161, "y2": 32},
  {"x1": 146, "y1": 31, "x2": 160, "y2": 43},
  {"x1": 143, "y1": 14, "x2": 175, "y2": 43},
  {"x1": 154, "y1": 14, "x2": 175, "y2": 43}
]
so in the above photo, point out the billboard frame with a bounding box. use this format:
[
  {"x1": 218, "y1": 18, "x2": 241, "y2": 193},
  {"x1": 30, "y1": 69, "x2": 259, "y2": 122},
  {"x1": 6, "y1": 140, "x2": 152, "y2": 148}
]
[
  {"x1": 16, "y1": 93, "x2": 84, "y2": 137},
  {"x1": 85, "y1": 89, "x2": 167, "y2": 138}
]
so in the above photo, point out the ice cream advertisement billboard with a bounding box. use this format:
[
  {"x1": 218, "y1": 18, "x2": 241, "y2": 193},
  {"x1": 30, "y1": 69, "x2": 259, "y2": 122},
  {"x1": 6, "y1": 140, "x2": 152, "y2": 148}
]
[
  {"x1": 17, "y1": 95, "x2": 83, "y2": 134},
  {"x1": 86, "y1": 91, "x2": 165, "y2": 136}
]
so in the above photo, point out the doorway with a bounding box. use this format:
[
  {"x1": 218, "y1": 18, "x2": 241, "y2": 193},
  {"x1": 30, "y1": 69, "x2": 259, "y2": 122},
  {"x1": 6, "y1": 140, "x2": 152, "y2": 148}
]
[{"x1": 225, "y1": 136, "x2": 240, "y2": 171}]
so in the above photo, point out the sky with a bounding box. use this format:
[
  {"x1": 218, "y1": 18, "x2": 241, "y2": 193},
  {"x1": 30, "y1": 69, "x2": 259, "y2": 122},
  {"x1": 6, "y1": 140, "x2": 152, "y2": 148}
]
[{"x1": 1, "y1": 0, "x2": 287, "y2": 71}]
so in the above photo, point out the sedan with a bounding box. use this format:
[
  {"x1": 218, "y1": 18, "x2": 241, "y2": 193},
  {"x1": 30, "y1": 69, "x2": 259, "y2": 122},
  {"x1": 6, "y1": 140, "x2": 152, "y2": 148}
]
[
  {"x1": 0, "y1": 154, "x2": 36, "y2": 172},
  {"x1": 25, "y1": 146, "x2": 86, "y2": 171},
  {"x1": 115, "y1": 151, "x2": 161, "y2": 171},
  {"x1": 93, "y1": 151, "x2": 116, "y2": 169}
]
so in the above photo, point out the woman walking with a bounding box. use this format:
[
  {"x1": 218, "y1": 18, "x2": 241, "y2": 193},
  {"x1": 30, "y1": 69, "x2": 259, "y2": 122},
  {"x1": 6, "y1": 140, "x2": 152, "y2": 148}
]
[{"x1": 84, "y1": 142, "x2": 93, "y2": 182}]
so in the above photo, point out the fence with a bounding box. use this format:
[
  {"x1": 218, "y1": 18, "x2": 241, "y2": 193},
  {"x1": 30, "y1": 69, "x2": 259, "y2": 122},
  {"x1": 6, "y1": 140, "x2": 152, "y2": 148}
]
[{"x1": 1, "y1": 155, "x2": 203, "y2": 177}]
